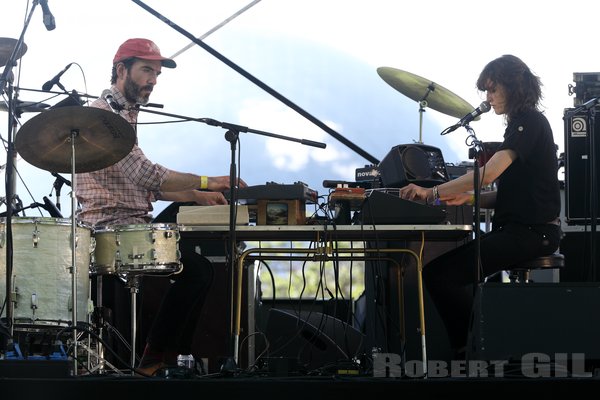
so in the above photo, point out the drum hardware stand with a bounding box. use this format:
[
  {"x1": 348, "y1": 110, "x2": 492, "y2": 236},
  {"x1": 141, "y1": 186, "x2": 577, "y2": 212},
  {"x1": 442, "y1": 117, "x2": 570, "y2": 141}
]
[
  {"x1": 66, "y1": 128, "x2": 82, "y2": 373},
  {"x1": 76, "y1": 304, "x2": 124, "y2": 376},
  {"x1": 124, "y1": 274, "x2": 141, "y2": 374},
  {"x1": 0, "y1": 1, "x2": 43, "y2": 340},
  {"x1": 77, "y1": 340, "x2": 123, "y2": 375},
  {"x1": 417, "y1": 89, "x2": 434, "y2": 144}
]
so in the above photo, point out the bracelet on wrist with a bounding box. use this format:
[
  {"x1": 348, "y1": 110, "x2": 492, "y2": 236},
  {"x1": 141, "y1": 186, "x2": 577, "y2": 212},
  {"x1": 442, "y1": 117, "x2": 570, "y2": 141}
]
[
  {"x1": 200, "y1": 175, "x2": 208, "y2": 190},
  {"x1": 431, "y1": 185, "x2": 440, "y2": 206}
]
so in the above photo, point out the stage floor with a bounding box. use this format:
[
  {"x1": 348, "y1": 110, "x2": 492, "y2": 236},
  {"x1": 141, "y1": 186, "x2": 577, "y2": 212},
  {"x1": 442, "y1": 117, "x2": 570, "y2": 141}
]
[
  {"x1": 1, "y1": 360, "x2": 599, "y2": 400},
  {"x1": 0, "y1": 374, "x2": 598, "y2": 399}
]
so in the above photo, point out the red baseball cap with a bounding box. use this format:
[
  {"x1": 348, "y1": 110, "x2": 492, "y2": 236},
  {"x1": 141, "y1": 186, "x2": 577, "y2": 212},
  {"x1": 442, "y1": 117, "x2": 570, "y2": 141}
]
[{"x1": 113, "y1": 38, "x2": 176, "y2": 68}]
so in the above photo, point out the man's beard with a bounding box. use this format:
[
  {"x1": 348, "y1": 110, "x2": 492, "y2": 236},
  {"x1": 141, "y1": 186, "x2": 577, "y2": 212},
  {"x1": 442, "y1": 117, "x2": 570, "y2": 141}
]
[{"x1": 123, "y1": 75, "x2": 152, "y2": 105}]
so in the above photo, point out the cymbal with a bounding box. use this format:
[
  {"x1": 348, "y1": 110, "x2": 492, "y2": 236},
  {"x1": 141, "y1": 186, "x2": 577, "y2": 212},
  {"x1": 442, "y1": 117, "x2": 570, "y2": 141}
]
[
  {"x1": 15, "y1": 106, "x2": 136, "y2": 173},
  {"x1": 377, "y1": 66, "x2": 477, "y2": 119},
  {"x1": 0, "y1": 37, "x2": 27, "y2": 67},
  {"x1": 0, "y1": 100, "x2": 50, "y2": 113}
]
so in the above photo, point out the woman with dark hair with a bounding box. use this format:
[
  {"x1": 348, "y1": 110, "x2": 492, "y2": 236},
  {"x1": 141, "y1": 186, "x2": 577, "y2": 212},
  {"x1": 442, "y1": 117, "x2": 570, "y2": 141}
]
[{"x1": 398, "y1": 55, "x2": 561, "y2": 358}]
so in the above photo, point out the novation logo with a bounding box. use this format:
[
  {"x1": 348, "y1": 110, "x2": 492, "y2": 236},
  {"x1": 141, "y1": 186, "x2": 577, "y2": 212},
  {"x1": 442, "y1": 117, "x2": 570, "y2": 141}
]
[
  {"x1": 356, "y1": 170, "x2": 379, "y2": 177},
  {"x1": 373, "y1": 352, "x2": 592, "y2": 378},
  {"x1": 355, "y1": 166, "x2": 380, "y2": 181}
]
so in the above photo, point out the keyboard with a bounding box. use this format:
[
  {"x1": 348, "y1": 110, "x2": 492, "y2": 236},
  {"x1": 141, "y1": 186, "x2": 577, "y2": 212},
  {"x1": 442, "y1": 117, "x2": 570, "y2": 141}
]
[{"x1": 359, "y1": 189, "x2": 446, "y2": 225}]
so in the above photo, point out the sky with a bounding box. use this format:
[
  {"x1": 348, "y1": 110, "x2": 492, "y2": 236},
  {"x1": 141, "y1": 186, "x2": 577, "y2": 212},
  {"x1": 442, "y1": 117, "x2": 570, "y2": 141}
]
[{"x1": 2, "y1": 0, "x2": 600, "y2": 219}]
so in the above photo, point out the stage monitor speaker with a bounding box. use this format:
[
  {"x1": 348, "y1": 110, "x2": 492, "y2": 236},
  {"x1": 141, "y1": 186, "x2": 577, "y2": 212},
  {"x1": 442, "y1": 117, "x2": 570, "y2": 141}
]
[
  {"x1": 378, "y1": 143, "x2": 449, "y2": 188},
  {"x1": 564, "y1": 107, "x2": 600, "y2": 224},
  {"x1": 264, "y1": 308, "x2": 365, "y2": 372},
  {"x1": 467, "y1": 282, "x2": 600, "y2": 363}
]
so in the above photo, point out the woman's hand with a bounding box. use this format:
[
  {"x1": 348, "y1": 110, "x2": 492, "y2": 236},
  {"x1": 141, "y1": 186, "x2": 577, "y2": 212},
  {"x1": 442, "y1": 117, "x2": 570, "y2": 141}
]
[{"x1": 398, "y1": 183, "x2": 430, "y2": 202}]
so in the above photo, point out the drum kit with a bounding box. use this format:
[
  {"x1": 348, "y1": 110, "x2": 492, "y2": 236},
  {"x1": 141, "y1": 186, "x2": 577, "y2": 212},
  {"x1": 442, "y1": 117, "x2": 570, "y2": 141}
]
[{"x1": 1, "y1": 37, "x2": 182, "y2": 372}]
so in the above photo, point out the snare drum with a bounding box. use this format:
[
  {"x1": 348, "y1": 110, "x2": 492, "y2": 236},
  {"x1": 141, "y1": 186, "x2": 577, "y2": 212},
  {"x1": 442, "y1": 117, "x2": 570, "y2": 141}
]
[
  {"x1": 92, "y1": 223, "x2": 181, "y2": 277},
  {"x1": 0, "y1": 217, "x2": 93, "y2": 327}
]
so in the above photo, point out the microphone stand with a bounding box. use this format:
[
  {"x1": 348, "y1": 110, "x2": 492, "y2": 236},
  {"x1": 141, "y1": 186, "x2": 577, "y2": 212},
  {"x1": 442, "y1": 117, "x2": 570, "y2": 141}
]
[
  {"x1": 0, "y1": 202, "x2": 47, "y2": 218},
  {"x1": 441, "y1": 121, "x2": 484, "y2": 285},
  {"x1": 134, "y1": 106, "x2": 325, "y2": 371},
  {"x1": 54, "y1": 180, "x2": 63, "y2": 211},
  {"x1": 464, "y1": 125, "x2": 484, "y2": 286},
  {"x1": 0, "y1": 0, "x2": 42, "y2": 341},
  {"x1": 51, "y1": 172, "x2": 72, "y2": 211}
]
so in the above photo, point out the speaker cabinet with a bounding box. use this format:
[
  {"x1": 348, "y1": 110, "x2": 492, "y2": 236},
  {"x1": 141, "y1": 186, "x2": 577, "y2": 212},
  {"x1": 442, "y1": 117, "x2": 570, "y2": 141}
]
[
  {"x1": 378, "y1": 144, "x2": 449, "y2": 188},
  {"x1": 467, "y1": 282, "x2": 600, "y2": 363},
  {"x1": 564, "y1": 107, "x2": 600, "y2": 224},
  {"x1": 559, "y1": 231, "x2": 600, "y2": 283},
  {"x1": 263, "y1": 308, "x2": 365, "y2": 372}
]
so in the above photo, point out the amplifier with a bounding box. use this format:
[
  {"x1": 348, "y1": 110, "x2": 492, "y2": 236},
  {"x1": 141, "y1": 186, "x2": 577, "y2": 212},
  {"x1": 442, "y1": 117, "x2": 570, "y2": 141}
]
[
  {"x1": 378, "y1": 143, "x2": 449, "y2": 188},
  {"x1": 563, "y1": 106, "x2": 600, "y2": 224},
  {"x1": 467, "y1": 282, "x2": 600, "y2": 365}
]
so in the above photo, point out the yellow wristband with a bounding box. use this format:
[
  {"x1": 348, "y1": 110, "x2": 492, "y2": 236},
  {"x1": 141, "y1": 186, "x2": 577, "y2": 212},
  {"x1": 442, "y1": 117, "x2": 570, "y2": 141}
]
[
  {"x1": 200, "y1": 175, "x2": 208, "y2": 190},
  {"x1": 469, "y1": 194, "x2": 475, "y2": 206}
]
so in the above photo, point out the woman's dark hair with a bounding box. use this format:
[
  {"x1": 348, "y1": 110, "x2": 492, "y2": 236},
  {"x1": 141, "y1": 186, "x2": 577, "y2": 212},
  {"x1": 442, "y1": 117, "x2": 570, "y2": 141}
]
[
  {"x1": 110, "y1": 57, "x2": 137, "y2": 84},
  {"x1": 476, "y1": 54, "x2": 542, "y2": 117}
]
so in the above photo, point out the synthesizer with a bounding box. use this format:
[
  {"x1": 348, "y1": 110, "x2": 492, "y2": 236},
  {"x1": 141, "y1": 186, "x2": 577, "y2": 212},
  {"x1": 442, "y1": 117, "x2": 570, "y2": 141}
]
[
  {"x1": 224, "y1": 181, "x2": 318, "y2": 203},
  {"x1": 359, "y1": 189, "x2": 447, "y2": 225}
]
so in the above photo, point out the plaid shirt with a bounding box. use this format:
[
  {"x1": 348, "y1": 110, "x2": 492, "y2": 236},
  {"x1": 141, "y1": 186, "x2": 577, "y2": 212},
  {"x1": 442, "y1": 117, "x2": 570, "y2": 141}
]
[{"x1": 75, "y1": 87, "x2": 171, "y2": 227}]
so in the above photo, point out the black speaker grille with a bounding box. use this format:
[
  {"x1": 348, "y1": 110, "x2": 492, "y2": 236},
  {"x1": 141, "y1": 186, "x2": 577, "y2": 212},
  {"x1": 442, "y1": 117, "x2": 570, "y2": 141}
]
[{"x1": 378, "y1": 143, "x2": 449, "y2": 188}]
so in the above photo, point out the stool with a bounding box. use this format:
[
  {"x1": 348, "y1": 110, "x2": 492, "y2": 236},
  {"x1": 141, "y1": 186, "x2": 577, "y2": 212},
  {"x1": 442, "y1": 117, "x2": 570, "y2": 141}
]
[{"x1": 507, "y1": 252, "x2": 565, "y2": 283}]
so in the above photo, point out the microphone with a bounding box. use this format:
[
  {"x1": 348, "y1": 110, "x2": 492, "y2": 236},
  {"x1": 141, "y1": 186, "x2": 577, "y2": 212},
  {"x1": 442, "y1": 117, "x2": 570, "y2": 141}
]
[
  {"x1": 51, "y1": 172, "x2": 71, "y2": 187},
  {"x1": 42, "y1": 63, "x2": 73, "y2": 91},
  {"x1": 39, "y1": 0, "x2": 56, "y2": 31},
  {"x1": 42, "y1": 196, "x2": 63, "y2": 218},
  {"x1": 142, "y1": 103, "x2": 164, "y2": 109},
  {"x1": 441, "y1": 101, "x2": 491, "y2": 135},
  {"x1": 102, "y1": 89, "x2": 124, "y2": 112}
]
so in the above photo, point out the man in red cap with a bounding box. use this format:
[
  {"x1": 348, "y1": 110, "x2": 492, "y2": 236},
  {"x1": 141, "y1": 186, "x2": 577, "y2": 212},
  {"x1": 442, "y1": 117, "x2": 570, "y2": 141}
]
[{"x1": 76, "y1": 38, "x2": 246, "y2": 376}]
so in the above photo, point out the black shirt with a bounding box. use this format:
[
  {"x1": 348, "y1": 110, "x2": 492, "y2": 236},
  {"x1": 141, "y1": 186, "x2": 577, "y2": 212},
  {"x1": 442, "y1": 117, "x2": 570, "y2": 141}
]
[{"x1": 492, "y1": 110, "x2": 561, "y2": 226}]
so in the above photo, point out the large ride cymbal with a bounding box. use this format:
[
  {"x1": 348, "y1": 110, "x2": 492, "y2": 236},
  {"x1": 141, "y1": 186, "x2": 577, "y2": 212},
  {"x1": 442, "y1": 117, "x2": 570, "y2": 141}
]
[
  {"x1": 377, "y1": 66, "x2": 477, "y2": 119},
  {"x1": 15, "y1": 106, "x2": 136, "y2": 173},
  {"x1": 0, "y1": 37, "x2": 27, "y2": 67}
]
